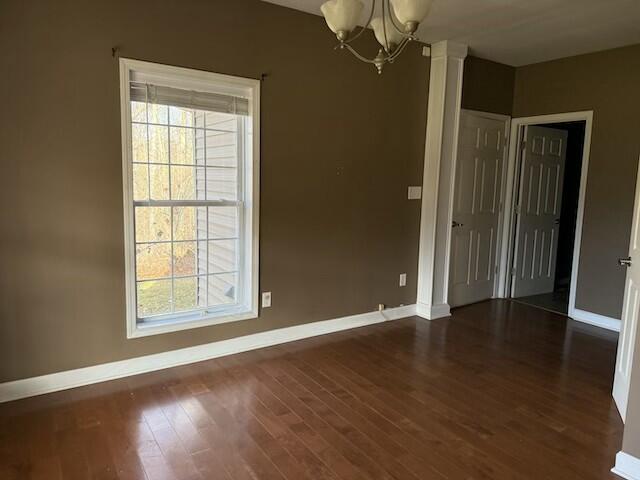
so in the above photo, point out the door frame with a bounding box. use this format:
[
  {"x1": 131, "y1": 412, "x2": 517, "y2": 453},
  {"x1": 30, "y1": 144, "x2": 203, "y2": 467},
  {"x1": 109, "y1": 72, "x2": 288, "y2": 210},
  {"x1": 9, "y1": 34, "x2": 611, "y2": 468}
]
[
  {"x1": 448, "y1": 109, "x2": 511, "y2": 305},
  {"x1": 496, "y1": 111, "x2": 594, "y2": 320}
]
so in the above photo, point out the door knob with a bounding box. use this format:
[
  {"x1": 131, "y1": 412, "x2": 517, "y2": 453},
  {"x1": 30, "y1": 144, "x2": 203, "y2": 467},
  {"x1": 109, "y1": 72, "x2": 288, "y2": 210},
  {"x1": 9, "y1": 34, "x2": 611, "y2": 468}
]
[
  {"x1": 619, "y1": 257, "x2": 632, "y2": 267},
  {"x1": 452, "y1": 221, "x2": 464, "y2": 228}
]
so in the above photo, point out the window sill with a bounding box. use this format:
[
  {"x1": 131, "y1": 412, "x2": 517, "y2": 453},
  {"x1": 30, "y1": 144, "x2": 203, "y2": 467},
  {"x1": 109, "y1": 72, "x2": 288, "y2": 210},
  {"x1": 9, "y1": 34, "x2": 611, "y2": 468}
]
[{"x1": 127, "y1": 306, "x2": 258, "y2": 339}]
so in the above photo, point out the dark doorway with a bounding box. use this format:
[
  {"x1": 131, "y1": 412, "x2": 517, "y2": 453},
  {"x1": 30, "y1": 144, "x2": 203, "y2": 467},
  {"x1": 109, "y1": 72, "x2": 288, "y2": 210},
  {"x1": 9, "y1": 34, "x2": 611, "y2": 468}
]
[{"x1": 512, "y1": 121, "x2": 585, "y2": 315}]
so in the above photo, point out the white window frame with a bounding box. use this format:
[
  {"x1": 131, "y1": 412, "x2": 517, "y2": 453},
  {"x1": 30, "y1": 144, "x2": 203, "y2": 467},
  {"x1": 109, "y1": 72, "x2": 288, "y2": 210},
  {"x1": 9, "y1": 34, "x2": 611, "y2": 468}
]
[{"x1": 119, "y1": 58, "x2": 260, "y2": 338}]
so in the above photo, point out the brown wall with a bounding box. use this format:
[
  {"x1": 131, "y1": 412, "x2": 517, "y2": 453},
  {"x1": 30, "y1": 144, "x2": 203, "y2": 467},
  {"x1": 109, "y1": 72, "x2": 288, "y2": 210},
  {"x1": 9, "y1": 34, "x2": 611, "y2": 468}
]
[
  {"x1": 462, "y1": 56, "x2": 515, "y2": 116},
  {"x1": 513, "y1": 44, "x2": 640, "y2": 318},
  {"x1": 0, "y1": 0, "x2": 430, "y2": 382}
]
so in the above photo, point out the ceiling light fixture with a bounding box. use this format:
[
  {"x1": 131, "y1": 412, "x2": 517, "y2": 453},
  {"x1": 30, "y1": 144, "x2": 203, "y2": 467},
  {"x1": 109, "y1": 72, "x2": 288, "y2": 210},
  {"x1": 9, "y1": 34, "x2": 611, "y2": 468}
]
[{"x1": 320, "y1": 0, "x2": 433, "y2": 74}]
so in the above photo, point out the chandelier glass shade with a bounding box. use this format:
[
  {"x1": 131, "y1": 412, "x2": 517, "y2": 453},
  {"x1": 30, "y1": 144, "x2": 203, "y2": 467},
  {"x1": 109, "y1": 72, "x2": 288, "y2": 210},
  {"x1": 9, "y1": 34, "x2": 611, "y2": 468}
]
[{"x1": 320, "y1": 0, "x2": 433, "y2": 73}]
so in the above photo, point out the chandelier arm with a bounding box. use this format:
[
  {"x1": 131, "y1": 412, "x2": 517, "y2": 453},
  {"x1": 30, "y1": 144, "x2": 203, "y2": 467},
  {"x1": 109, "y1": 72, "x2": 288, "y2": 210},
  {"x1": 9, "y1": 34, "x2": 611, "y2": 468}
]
[
  {"x1": 382, "y1": 0, "x2": 391, "y2": 53},
  {"x1": 387, "y1": 37, "x2": 412, "y2": 61},
  {"x1": 391, "y1": 38, "x2": 411, "y2": 59},
  {"x1": 341, "y1": 43, "x2": 379, "y2": 64},
  {"x1": 344, "y1": 0, "x2": 377, "y2": 45},
  {"x1": 386, "y1": 0, "x2": 408, "y2": 35}
]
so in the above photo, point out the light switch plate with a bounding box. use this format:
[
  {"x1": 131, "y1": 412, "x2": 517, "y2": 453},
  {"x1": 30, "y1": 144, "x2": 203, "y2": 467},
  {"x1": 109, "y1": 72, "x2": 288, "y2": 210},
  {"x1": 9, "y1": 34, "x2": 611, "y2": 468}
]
[
  {"x1": 262, "y1": 292, "x2": 272, "y2": 308},
  {"x1": 408, "y1": 186, "x2": 422, "y2": 200},
  {"x1": 399, "y1": 273, "x2": 407, "y2": 287}
]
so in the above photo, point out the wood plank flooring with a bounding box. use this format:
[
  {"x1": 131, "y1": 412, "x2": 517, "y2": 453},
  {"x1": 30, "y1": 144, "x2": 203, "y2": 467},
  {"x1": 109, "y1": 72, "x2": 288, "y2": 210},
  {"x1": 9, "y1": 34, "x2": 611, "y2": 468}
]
[{"x1": 0, "y1": 300, "x2": 624, "y2": 479}]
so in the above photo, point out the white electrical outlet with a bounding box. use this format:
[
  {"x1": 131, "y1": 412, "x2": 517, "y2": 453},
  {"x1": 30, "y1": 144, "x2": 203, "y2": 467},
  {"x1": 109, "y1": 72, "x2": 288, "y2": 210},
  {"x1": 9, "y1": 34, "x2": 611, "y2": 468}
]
[
  {"x1": 262, "y1": 291, "x2": 272, "y2": 308},
  {"x1": 399, "y1": 273, "x2": 407, "y2": 287}
]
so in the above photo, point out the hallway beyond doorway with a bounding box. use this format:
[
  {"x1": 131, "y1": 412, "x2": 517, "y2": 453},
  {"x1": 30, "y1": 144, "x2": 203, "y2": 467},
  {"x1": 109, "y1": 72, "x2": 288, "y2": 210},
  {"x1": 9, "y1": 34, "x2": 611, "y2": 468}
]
[{"x1": 512, "y1": 289, "x2": 569, "y2": 315}]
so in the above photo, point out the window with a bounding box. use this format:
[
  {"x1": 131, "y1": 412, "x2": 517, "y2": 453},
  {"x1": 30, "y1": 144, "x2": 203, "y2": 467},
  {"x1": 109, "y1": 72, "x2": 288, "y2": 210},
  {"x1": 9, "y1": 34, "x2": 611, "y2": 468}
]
[{"x1": 119, "y1": 59, "x2": 259, "y2": 338}]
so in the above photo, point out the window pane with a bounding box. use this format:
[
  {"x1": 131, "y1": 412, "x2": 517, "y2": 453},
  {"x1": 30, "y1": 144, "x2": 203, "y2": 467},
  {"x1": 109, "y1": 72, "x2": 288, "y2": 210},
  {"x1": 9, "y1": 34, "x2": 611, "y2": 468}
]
[
  {"x1": 136, "y1": 243, "x2": 171, "y2": 280},
  {"x1": 131, "y1": 124, "x2": 148, "y2": 163},
  {"x1": 195, "y1": 129, "x2": 206, "y2": 166},
  {"x1": 194, "y1": 111, "x2": 205, "y2": 129},
  {"x1": 170, "y1": 127, "x2": 195, "y2": 164},
  {"x1": 169, "y1": 106, "x2": 194, "y2": 127},
  {"x1": 174, "y1": 277, "x2": 203, "y2": 312},
  {"x1": 173, "y1": 241, "x2": 202, "y2": 277},
  {"x1": 208, "y1": 239, "x2": 237, "y2": 273},
  {"x1": 196, "y1": 276, "x2": 207, "y2": 308},
  {"x1": 170, "y1": 165, "x2": 196, "y2": 200},
  {"x1": 149, "y1": 125, "x2": 169, "y2": 163},
  {"x1": 149, "y1": 164, "x2": 169, "y2": 200},
  {"x1": 208, "y1": 273, "x2": 237, "y2": 307},
  {"x1": 205, "y1": 167, "x2": 237, "y2": 201},
  {"x1": 148, "y1": 103, "x2": 168, "y2": 124},
  {"x1": 205, "y1": 131, "x2": 237, "y2": 167},
  {"x1": 135, "y1": 207, "x2": 171, "y2": 243},
  {"x1": 172, "y1": 206, "x2": 207, "y2": 241},
  {"x1": 137, "y1": 279, "x2": 172, "y2": 317},
  {"x1": 205, "y1": 112, "x2": 237, "y2": 131},
  {"x1": 208, "y1": 206, "x2": 238, "y2": 239},
  {"x1": 195, "y1": 240, "x2": 208, "y2": 277},
  {"x1": 132, "y1": 164, "x2": 149, "y2": 201},
  {"x1": 131, "y1": 101, "x2": 147, "y2": 123}
]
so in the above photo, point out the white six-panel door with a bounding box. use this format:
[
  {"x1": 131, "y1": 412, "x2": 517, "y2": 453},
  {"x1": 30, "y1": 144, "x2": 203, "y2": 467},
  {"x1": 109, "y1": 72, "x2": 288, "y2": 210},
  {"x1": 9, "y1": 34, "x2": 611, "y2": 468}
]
[
  {"x1": 613, "y1": 157, "x2": 640, "y2": 421},
  {"x1": 449, "y1": 111, "x2": 509, "y2": 308},
  {"x1": 511, "y1": 126, "x2": 568, "y2": 298}
]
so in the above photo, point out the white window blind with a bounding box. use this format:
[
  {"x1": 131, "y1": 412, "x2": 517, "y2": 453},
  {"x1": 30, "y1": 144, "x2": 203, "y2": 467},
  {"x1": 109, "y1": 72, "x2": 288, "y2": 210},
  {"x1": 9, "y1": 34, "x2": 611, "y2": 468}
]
[
  {"x1": 120, "y1": 59, "x2": 259, "y2": 338},
  {"x1": 130, "y1": 82, "x2": 250, "y2": 116}
]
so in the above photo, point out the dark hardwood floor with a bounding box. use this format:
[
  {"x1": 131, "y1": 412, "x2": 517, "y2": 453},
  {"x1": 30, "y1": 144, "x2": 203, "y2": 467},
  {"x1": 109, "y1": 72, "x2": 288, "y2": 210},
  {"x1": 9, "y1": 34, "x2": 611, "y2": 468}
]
[{"x1": 0, "y1": 300, "x2": 624, "y2": 479}]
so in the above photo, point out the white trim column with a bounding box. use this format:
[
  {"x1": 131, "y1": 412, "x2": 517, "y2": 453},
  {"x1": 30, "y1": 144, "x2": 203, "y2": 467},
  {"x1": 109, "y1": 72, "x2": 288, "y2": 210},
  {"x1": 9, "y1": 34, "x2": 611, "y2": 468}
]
[{"x1": 416, "y1": 41, "x2": 468, "y2": 320}]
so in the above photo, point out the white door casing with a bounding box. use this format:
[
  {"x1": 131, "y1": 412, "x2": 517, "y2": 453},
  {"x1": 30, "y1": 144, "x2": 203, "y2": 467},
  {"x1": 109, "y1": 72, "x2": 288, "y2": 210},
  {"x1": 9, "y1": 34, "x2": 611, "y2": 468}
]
[
  {"x1": 511, "y1": 125, "x2": 568, "y2": 298},
  {"x1": 613, "y1": 156, "x2": 640, "y2": 421},
  {"x1": 449, "y1": 110, "x2": 509, "y2": 307},
  {"x1": 498, "y1": 112, "x2": 615, "y2": 330}
]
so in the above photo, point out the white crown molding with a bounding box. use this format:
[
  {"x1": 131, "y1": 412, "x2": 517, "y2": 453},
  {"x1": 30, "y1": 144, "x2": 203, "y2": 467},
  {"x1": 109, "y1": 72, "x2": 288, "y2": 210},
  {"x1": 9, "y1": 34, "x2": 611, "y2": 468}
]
[
  {"x1": 571, "y1": 308, "x2": 621, "y2": 332},
  {"x1": 0, "y1": 304, "x2": 417, "y2": 404},
  {"x1": 612, "y1": 451, "x2": 640, "y2": 480}
]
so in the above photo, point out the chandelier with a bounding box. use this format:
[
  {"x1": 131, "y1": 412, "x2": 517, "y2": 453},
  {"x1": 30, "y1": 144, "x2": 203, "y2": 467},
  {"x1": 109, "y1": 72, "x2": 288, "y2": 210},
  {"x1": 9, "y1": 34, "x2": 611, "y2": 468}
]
[{"x1": 320, "y1": 0, "x2": 433, "y2": 74}]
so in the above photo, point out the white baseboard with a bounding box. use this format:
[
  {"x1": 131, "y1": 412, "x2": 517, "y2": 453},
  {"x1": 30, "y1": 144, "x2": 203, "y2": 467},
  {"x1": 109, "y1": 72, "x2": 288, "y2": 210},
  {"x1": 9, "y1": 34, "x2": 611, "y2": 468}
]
[
  {"x1": 415, "y1": 302, "x2": 451, "y2": 320},
  {"x1": 612, "y1": 451, "x2": 640, "y2": 480},
  {"x1": 0, "y1": 304, "x2": 416, "y2": 404},
  {"x1": 570, "y1": 308, "x2": 621, "y2": 332}
]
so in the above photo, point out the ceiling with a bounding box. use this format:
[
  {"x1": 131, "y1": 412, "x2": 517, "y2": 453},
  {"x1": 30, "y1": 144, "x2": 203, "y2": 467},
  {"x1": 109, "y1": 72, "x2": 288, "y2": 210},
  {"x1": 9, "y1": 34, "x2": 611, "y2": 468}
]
[{"x1": 262, "y1": 0, "x2": 640, "y2": 66}]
